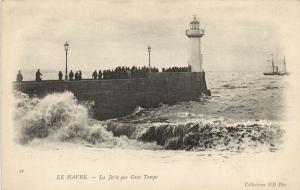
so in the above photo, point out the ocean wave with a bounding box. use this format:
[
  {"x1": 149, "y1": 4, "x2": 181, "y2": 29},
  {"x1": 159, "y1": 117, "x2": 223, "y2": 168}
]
[
  {"x1": 13, "y1": 91, "x2": 158, "y2": 149},
  {"x1": 222, "y1": 84, "x2": 248, "y2": 89},
  {"x1": 139, "y1": 120, "x2": 283, "y2": 150},
  {"x1": 117, "y1": 106, "x2": 146, "y2": 120},
  {"x1": 13, "y1": 91, "x2": 284, "y2": 152},
  {"x1": 259, "y1": 85, "x2": 281, "y2": 91},
  {"x1": 107, "y1": 119, "x2": 283, "y2": 152}
]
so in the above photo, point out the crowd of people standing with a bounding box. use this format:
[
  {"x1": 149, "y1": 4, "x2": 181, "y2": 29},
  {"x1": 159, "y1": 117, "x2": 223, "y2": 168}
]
[
  {"x1": 65, "y1": 70, "x2": 83, "y2": 80},
  {"x1": 100, "y1": 66, "x2": 159, "y2": 79},
  {"x1": 162, "y1": 66, "x2": 191, "y2": 72},
  {"x1": 63, "y1": 66, "x2": 159, "y2": 81},
  {"x1": 16, "y1": 66, "x2": 192, "y2": 82}
]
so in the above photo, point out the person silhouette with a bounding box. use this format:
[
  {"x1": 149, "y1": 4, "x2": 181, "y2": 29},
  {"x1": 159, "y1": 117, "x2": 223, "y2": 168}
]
[
  {"x1": 58, "y1": 71, "x2": 63, "y2": 80},
  {"x1": 69, "y1": 70, "x2": 74, "y2": 80},
  {"x1": 92, "y1": 70, "x2": 97, "y2": 79},
  {"x1": 17, "y1": 70, "x2": 23, "y2": 82},
  {"x1": 35, "y1": 69, "x2": 42, "y2": 82},
  {"x1": 75, "y1": 71, "x2": 79, "y2": 80},
  {"x1": 98, "y1": 70, "x2": 102, "y2": 79},
  {"x1": 79, "y1": 70, "x2": 82, "y2": 80}
]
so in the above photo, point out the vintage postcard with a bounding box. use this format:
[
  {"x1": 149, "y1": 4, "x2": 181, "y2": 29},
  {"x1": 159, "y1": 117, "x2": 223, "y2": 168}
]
[{"x1": 1, "y1": 0, "x2": 300, "y2": 189}]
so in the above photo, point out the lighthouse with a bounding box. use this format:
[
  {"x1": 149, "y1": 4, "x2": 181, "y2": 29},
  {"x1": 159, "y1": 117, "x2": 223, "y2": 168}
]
[{"x1": 186, "y1": 16, "x2": 205, "y2": 72}]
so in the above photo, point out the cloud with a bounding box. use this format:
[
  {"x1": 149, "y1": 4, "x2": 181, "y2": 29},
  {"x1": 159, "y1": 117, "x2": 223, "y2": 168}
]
[{"x1": 3, "y1": 0, "x2": 289, "y2": 73}]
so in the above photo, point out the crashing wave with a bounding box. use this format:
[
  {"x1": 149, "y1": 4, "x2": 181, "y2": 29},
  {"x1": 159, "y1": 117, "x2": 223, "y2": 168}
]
[
  {"x1": 138, "y1": 121, "x2": 283, "y2": 151},
  {"x1": 13, "y1": 91, "x2": 284, "y2": 152},
  {"x1": 107, "y1": 119, "x2": 283, "y2": 152},
  {"x1": 118, "y1": 106, "x2": 146, "y2": 120},
  {"x1": 13, "y1": 91, "x2": 158, "y2": 149}
]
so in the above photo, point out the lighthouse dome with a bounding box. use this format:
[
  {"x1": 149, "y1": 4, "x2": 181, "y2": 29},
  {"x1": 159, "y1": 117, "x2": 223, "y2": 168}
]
[
  {"x1": 190, "y1": 16, "x2": 200, "y2": 29},
  {"x1": 190, "y1": 16, "x2": 199, "y2": 24}
]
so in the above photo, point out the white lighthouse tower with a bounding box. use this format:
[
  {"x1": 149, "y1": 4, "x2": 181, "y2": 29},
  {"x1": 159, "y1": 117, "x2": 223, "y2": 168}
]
[{"x1": 186, "y1": 16, "x2": 205, "y2": 72}]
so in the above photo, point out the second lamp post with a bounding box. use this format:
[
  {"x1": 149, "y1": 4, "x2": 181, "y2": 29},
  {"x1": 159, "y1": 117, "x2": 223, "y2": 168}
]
[
  {"x1": 148, "y1": 46, "x2": 151, "y2": 73},
  {"x1": 64, "y1": 41, "x2": 70, "y2": 80}
]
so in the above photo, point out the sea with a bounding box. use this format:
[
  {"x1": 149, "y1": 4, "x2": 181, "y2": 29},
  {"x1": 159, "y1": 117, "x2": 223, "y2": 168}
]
[{"x1": 13, "y1": 71, "x2": 287, "y2": 160}]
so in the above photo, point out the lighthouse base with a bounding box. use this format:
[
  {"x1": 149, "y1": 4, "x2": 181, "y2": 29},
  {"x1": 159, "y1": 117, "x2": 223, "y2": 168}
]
[{"x1": 188, "y1": 38, "x2": 203, "y2": 72}]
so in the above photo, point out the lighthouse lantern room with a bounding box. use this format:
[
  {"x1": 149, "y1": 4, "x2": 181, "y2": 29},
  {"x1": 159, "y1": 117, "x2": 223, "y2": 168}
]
[{"x1": 186, "y1": 16, "x2": 205, "y2": 72}]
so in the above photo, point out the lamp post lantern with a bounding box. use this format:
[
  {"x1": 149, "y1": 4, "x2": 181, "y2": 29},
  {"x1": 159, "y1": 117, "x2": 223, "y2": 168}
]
[
  {"x1": 148, "y1": 46, "x2": 151, "y2": 73},
  {"x1": 64, "y1": 41, "x2": 69, "y2": 80}
]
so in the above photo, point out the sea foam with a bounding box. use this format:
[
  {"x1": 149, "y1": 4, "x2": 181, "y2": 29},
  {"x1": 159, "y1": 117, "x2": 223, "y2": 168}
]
[
  {"x1": 14, "y1": 91, "x2": 284, "y2": 152},
  {"x1": 13, "y1": 91, "x2": 158, "y2": 149}
]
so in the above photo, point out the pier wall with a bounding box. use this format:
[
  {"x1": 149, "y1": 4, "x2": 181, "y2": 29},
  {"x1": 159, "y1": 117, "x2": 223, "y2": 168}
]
[{"x1": 13, "y1": 72, "x2": 208, "y2": 120}]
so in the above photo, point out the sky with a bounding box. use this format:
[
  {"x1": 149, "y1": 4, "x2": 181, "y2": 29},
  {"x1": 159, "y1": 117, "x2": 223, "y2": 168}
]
[{"x1": 2, "y1": 0, "x2": 300, "y2": 73}]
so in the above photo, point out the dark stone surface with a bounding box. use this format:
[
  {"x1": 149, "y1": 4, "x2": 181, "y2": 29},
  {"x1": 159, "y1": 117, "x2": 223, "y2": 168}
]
[{"x1": 13, "y1": 72, "x2": 208, "y2": 120}]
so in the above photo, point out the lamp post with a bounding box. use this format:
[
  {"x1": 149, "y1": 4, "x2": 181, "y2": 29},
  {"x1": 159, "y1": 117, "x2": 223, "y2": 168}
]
[
  {"x1": 148, "y1": 46, "x2": 151, "y2": 73},
  {"x1": 64, "y1": 41, "x2": 69, "y2": 80}
]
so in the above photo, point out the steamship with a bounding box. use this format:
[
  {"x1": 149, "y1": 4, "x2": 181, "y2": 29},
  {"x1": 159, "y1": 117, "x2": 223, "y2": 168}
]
[{"x1": 263, "y1": 54, "x2": 289, "y2": 76}]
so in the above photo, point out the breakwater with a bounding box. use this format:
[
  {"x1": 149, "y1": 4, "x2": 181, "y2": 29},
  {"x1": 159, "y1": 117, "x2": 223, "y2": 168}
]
[{"x1": 13, "y1": 72, "x2": 208, "y2": 120}]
